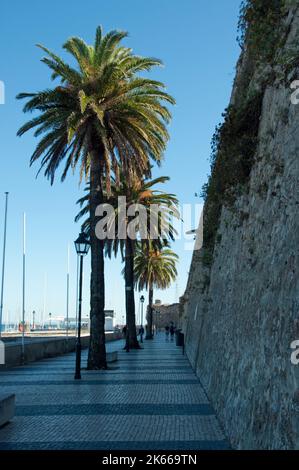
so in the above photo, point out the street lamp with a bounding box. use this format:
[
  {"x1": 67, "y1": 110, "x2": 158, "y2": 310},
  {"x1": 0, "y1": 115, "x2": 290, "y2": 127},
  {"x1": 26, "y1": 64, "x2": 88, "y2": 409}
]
[
  {"x1": 0, "y1": 192, "x2": 9, "y2": 339},
  {"x1": 49, "y1": 312, "x2": 52, "y2": 329},
  {"x1": 32, "y1": 310, "x2": 36, "y2": 330},
  {"x1": 74, "y1": 231, "x2": 90, "y2": 380},
  {"x1": 140, "y1": 295, "x2": 145, "y2": 343},
  {"x1": 155, "y1": 309, "x2": 160, "y2": 334},
  {"x1": 140, "y1": 295, "x2": 145, "y2": 324}
]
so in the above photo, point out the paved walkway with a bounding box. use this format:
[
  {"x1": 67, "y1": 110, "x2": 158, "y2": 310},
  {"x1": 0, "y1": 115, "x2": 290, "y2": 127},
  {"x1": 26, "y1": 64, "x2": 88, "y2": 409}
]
[{"x1": 0, "y1": 334, "x2": 229, "y2": 450}]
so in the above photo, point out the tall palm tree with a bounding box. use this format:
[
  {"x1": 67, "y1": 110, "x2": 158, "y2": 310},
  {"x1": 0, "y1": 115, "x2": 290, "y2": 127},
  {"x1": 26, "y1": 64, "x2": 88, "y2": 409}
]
[
  {"x1": 76, "y1": 175, "x2": 179, "y2": 348},
  {"x1": 134, "y1": 244, "x2": 178, "y2": 339},
  {"x1": 16, "y1": 26, "x2": 175, "y2": 369}
]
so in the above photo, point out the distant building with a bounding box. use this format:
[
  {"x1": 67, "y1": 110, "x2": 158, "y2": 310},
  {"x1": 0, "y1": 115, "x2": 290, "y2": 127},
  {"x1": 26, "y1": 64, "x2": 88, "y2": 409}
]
[
  {"x1": 65, "y1": 317, "x2": 90, "y2": 330},
  {"x1": 66, "y1": 310, "x2": 115, "y2": 331},
  {"x1": 104, "y1": 310, "x2": 115, "y2": 331},
  {"x1": 105, "y1": 317, "x2": 114, "y2": 331},
  {"x1": 45, "y1": 316, "x2": 66, "y2": 329},
  {"x1": 104, "y1": 310, "x2": 115, "y2": 318},
  {"x1": 152, "y1": 302, "x2": 180, "y2": 330}
]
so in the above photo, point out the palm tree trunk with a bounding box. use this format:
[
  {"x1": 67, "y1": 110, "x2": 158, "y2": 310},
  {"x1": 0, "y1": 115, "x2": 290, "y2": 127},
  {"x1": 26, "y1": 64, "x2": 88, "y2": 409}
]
[
  {"x1": 125, "y1": 238, "x2": 140, "y2": 349},
  {"x1": 87, "y1": 149, "x2": 107, "y2": 369},
  {"x1": 145, "y1": 284, "x2": 154, "y2": 339}
]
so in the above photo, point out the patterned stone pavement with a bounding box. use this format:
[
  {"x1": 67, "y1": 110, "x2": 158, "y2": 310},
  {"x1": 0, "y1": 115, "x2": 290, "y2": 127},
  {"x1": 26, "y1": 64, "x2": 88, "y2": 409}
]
[{"x1": 0, "y1": 334, "x2": 230, "y2": 450}]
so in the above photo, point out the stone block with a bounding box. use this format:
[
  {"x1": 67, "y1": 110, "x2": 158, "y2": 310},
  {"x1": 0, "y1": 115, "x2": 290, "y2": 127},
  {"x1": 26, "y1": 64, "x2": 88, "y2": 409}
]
[
  {"x1": 107, "y1": 351, "x2": 118, "y2": 363},
  {"x1": 0, "y1": 394, "x2": 15, "y2": 427}
]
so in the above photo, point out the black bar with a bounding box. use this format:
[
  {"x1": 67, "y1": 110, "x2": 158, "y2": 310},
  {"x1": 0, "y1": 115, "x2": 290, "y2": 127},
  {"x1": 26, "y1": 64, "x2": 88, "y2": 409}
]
[
  {"x1": 0, "y1": 450, "x2": 298, "y2": 466},
  {"x1": 74, "y1": 254, "x2": 83, "y2": 380}
]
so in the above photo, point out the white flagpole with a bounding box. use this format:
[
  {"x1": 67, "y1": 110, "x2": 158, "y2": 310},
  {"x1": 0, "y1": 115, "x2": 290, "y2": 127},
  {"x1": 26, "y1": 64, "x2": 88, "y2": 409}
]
[
  {"x1": 5, "y1": 309, "x2": 9, "y2": 331},
  {"x1": 82, "y1": 268, "x2": 85, "y2": 330},
  {"x1": 75, "y1": 254, "x2": 79, "y2": 335},
  {"x1": 42, "y1": 272, "x2": 47, "y2": 328},
  {"x1": 0, "y1": 192, "x2": 9, "y2": 338},
  {"x1": 66, "y1": 244, "x2": 70, "y2": 337},
  {"x1": 21, "y1": 212, "x2": 26, "y2": 362}
]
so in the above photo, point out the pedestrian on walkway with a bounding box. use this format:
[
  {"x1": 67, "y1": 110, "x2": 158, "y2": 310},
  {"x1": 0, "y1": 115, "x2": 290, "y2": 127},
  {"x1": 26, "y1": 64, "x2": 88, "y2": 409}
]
[
  {"x1": 139, "y1": 325, "x2": 144, "y2": 343},
  {"x1": 122, "y1": 325, "x2": 130, "y2": 352},
  {"x1": 170, "y1": 323, "x2": 175, "y2": 341},
  {"x1": 165, "y1": 324, "x2": 170, "y2": 341}
]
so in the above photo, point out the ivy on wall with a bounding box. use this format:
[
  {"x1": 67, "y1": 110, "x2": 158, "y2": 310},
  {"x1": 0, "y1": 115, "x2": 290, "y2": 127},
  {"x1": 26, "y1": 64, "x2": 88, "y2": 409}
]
[
  {"x1": 238, "y1": 0, "x2": 283, "y2": 63},
  {"x1": 200, "y1": 0, "x2": 289, "y2": 268},
  {"x1": 201, "y1": 93, "x2": 264, "y2": 265}
]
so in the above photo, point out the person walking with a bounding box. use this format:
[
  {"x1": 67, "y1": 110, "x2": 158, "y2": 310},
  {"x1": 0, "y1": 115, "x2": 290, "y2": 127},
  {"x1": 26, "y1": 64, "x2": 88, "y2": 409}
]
[
  {"x1": 165, "y1": 324, "x2": 170, "y2": 341},
  {"x1": 139, "y1": 325, "x2": 144, "y2": 343},
  {"x1": 170, "y1": 323, "x2": 175, "y2": 341},
  {"x1": 122, "y1": 325, "x2": 129, "y2": 352}
]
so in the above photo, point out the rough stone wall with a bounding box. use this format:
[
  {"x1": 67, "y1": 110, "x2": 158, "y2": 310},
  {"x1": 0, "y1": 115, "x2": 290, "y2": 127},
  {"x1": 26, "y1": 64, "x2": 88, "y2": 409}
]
[
  {"x1": 153, "y1": 303, "x2": 179, "y2": 329},
  {"x1": 183, "y1": 4, "x2": 299, "y2": 449}
]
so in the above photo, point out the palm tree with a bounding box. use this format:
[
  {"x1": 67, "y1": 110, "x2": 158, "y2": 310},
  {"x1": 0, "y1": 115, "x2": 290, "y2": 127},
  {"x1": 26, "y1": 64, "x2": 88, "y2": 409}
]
[
  {"x1": 16, "y1": 26, "x2": 175, "y2": 369},
  {"x1": 134, "y1": 244, "x2": 178, "y2": 339},
  {"x1": 76, "y1": 175, "x2": 179, "y2": 348}
]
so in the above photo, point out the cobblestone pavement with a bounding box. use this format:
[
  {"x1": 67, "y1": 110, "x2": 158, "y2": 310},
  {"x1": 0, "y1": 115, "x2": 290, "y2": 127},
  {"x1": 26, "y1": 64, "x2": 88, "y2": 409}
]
[{"x1": 0, "y1": 334, "x2": 230, "y2": 450}]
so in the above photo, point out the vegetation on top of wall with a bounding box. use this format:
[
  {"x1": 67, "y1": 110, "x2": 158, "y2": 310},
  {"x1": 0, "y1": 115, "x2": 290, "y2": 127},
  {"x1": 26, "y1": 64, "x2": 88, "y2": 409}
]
[
  {"x1": 201, "y1": 92, "x2": 264, "y2": 265},
  {"x1": 200, "y1": 0, "x2": 289, "y2": 268},
  {"x1": 238, "y1": 0, "x2": 284, "y2": 63}
]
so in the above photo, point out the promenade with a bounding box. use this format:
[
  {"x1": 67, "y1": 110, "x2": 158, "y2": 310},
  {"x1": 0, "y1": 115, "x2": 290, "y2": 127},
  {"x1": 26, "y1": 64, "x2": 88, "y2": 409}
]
[{"x1": 0, "y1": 334, "x2": 230, "y2": 450}]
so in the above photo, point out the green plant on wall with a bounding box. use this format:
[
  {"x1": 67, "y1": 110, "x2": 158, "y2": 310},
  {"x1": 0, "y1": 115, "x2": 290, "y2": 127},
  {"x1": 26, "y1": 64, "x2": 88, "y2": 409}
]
[
  {"x1": 199, "y1": 0, "x2": 291, "y2": 272},
  {"x1": 201, "y1": 92, "x2": 263, "y2": 266},
  {"x1": 238, "y1": 0, "x2": 283, "y2": 63}
]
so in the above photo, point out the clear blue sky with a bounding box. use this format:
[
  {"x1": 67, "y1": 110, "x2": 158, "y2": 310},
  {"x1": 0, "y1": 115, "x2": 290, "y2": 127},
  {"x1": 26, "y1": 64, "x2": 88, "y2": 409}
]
[{"x1": 0, "y1": 0, "x2": 241, "y2": 326}]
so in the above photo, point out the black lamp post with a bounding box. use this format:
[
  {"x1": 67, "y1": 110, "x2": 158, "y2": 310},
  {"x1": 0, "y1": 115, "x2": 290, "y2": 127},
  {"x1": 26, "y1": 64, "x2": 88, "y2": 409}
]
[
  {"x1": 155, "y1": 309, "x2": 160, "y2": 334},
  {"x1": 74, "y1": 231, "x2": 90, "y2": 380},
  {"x1": 140, "y1": 295, "x2": 145, "y2": 343}
]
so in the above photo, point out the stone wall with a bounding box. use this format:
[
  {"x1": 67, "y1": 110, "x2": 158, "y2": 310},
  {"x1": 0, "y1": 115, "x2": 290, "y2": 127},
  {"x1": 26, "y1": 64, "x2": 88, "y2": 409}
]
[
  {"x1": 153, "y1": 303, "x2": 180, "y2": 330},
  {"x1": 183, "y1": 3, "x2": 299, "y2": 450},
  {"x1": 0, "y1": 332, "x2": 122, "y2": 369}
]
